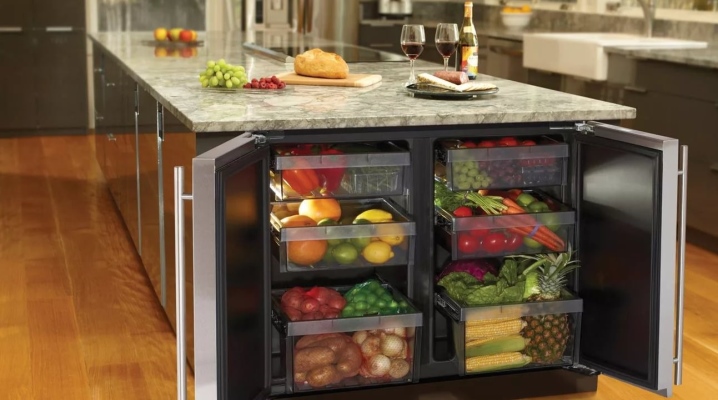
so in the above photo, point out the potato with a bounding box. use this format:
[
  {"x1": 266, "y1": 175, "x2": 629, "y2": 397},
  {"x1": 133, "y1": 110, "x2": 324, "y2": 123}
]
[
  {"x1": 296, "y1": 333, "x2": 341, "y2": 350},
  {"x1": 294, "y1": 371, "x2": 307, "y2": 383},
  {"x1": 294, "y1": 347, "x2": 337, "y2": 373},
  {"x1": 306, "y1": 365, "x2": 341, "y2": 388},
  {"x1": 336, "y1": 341, "x2": 362, "y2": 377},
  {"x1": 310, "y1": 336, "x2": 348, "y2": 353}
]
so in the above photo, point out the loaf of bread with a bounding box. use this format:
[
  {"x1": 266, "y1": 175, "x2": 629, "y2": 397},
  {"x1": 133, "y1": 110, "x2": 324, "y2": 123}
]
[{"x1": 294, "y1": 49, "x2": 349, "y2": 79}]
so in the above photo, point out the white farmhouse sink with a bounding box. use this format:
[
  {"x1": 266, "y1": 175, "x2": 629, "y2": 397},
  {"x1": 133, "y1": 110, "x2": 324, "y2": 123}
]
[{"x1": 523, "y1": 33, "x2": 708, "y2": 81}]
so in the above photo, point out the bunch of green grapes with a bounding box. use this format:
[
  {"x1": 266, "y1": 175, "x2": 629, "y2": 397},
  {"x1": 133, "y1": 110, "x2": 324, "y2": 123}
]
[{"x1": 199, "y1": 59, "x2": 248, "y2": 89}]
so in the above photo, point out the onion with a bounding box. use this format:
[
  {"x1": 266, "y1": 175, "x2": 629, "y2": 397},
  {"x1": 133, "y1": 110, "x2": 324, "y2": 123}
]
[
  {"x1": 360, "y1": 335, "x2": 381, "y2": 358},
  {"x1": 380, "y1": 334, "x2": 405, "y2": 357},
  {"x1": 388, "y1": 359, "x2": 410, "y2": 379},
  {"x1": 368, "y1": 354, "x2": 391, "y2": 377},
  {"x1": 383, "y1": 327, "x2": 407, "y2": 338},
  {"x1": 353, "y1": 331, "x2": 368, "y2": 345}
]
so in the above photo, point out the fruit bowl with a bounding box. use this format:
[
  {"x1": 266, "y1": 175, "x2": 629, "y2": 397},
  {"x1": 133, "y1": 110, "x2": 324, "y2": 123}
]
[{"x1": 500, "y1": 12, "x2": 532, "y2": 30}]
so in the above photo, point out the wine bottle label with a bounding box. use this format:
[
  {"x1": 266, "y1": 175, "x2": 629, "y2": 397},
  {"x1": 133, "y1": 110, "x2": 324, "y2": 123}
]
[{"x1": 460, "y1": 45, "x2": 479, "y2": 78}]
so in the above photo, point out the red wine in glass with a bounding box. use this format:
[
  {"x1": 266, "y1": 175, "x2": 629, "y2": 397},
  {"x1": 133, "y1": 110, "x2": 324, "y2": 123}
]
[
  {"x1": 435, "y1": 41, "x2": 457, "y2": 58},
  {"x1": 401, "y1": 42, "x2": 424, "y2": 60}
]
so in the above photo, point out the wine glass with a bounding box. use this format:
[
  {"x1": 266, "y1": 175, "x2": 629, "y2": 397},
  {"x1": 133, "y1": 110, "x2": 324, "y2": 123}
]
[
  {"x1": 400, "y1": 24, "x2": 425, "y2": 84},
  {"x1": 435, "y1": 23, "x2": 459, "y2": 71}
]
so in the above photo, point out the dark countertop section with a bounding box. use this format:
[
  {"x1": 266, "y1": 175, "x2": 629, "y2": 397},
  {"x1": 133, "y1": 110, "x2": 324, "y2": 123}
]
[{"x1": 604, "y1": 45, "x2": 718, "y2": 70}]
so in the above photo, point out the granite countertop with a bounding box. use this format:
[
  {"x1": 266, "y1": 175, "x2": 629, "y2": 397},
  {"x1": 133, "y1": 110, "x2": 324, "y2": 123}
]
[
  {"x1": 604, "y1": 45, "x2": 718, "y2": 70},
  {"x1": 89, "y1": 31, "x2": 634, "y2": 133}
]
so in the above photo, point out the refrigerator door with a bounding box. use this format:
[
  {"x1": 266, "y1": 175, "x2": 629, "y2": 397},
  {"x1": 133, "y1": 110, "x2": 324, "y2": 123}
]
[
  {"x1": 192, "y1": 135, "x2": 271, "y2": 400},
  {"x1": 575, "y1": 121, "x2": 679, "y2": 396}
]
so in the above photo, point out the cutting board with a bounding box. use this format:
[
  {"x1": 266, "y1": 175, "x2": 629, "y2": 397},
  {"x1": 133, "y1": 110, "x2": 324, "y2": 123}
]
[{"x1": 276, "y1": 72, "x2": 382, "y2": 88}]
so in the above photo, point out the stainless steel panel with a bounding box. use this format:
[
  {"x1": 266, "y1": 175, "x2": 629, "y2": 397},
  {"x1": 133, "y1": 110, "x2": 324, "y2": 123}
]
[
  {"x1": 581, "y1": 121, "x2": 679, "y2": 396},
  {"x1": 674, "y1": 145, "x2": 688, "y2": 385},
  {"x1": 295, "y1": 0, "x2": 361, "y2": 45}
]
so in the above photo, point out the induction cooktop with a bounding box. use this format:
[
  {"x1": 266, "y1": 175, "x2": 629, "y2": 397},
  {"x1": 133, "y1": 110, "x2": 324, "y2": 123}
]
[{"x1": 243, "y1": 42, "x2": 406, "y2": 63}]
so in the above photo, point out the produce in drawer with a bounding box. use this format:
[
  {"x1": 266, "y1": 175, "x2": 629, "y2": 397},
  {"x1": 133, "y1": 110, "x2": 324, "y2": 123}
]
[
  {"x1": 293, "y1": 333, "x2": 363, "y2": 388},
  {"x1": 281, "y1": 215, "x2": 329, "y2": 266},
  {"x1": 436, "y1": 259, "x2": 498, "y2": 282},
  {"x1": 281, "y1": 286, "x2": 346, "y2": 321},
  {"x1": 509, "y1": 250, "x2": 580, "y2": 364},
  {"x1": 341, "y1": 280, "x2": 413, "y2": 317},
  {"x1": 352, "y1": 328, "x2": 414, "y2": 380}
]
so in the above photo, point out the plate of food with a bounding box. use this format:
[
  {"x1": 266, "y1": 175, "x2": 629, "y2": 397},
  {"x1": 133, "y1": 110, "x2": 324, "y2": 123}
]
[{"x1": 405, "y1": 72, "x2": 499, "y2": 99}]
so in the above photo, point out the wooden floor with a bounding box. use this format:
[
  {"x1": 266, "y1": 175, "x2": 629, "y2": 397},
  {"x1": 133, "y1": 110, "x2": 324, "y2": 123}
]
[{"x1": 0, "y1": 135, "x2": 716, "y2": 400}]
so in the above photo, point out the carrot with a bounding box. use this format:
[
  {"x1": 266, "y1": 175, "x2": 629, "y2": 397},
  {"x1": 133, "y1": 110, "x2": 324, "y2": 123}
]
[{"x1": 499, "y1": 197, "x2": 566, "y2": 251}]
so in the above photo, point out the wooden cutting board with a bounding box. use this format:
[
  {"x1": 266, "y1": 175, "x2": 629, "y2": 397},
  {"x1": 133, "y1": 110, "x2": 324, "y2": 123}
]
[{"x1": 276, "y1": 72, "x2": 382, "y2": 88}]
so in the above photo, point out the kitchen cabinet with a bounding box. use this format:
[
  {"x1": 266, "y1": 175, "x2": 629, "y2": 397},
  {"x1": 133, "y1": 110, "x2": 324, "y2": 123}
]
[
  {"x1": 485, "y1": 38, "x2": 527, "y2": 83},
  {"x1": 0, "y1": 0, "x2": 87, "y2": 133},
  {"x1": 0, "y1": 32, "x2": 37, "y2": 130},
  {"x1": 183, "y1": 121, "x2": 684, "y2": 399},
  {"x1": 616, "y1": 58, "x2": 718, "y2": 242}
]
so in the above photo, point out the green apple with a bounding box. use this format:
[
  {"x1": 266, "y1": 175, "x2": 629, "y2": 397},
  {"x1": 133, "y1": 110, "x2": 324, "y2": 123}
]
[{"x1": 523, "y1": 237, "x2": 543, "y2": 249}]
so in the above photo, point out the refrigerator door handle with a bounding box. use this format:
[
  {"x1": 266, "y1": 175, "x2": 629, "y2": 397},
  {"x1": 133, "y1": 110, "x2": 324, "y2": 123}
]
[
  {"x1": 174, "y1": 166, "x2": 193, "y2": 400},
  {"x1": 674, "y1": 145, "x2": 688, "y2": 386},
  {"x1": 0, "y1": 27, "x2": 22, "y2": 33}
]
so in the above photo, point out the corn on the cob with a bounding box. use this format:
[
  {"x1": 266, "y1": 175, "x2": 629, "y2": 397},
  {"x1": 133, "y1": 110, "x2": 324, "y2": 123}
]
[
  {"x1": 465, "y1": 335, "x2": 528, "y2": 358},
  {"x1": 465, "y1": 318, "x2": 526, "y2": 341},
  {"x1": 465, "y1": 352, "x2": 531, "y2": 373},
  {"x1": 466, "y1": 317, "x2": 520, "y2": 327}
]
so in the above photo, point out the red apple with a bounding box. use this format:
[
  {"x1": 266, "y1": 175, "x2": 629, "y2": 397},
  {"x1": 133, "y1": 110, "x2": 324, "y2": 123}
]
[
  {"x1": 179, "y1": 29, "x2": 193, "y2": 43},
  {"x1": 154, "y1": 27, "x2": 168, "y2": 41},
  {"x1": 169, "y1": 28, "x2": 182, "y2": 42}
]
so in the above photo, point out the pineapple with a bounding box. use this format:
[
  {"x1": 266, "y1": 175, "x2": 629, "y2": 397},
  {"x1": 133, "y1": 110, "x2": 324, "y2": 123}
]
[{"x1": 513, "y1": 248, "x2": 580, "y2": 364}]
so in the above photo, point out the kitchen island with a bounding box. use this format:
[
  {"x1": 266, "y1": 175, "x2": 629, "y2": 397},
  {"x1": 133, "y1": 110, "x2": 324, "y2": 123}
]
[{"x1": 89, "y1": 31, "x2": 683, "y2": 400}]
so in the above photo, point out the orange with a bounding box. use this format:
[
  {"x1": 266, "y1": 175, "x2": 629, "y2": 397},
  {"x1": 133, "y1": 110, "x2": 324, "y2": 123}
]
[
  {"x1": 298, "y1": 199, "x2": 342, "y2": 223},
  {"x1": 280, "y1": 215, "x2": 316, "y2": 227},
  {"x1": 288, "y1": 239, "x2": 328, "y2": 266}
]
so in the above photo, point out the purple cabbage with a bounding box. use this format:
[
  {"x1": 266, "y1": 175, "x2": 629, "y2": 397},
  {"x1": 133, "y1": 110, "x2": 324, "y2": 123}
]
[{"x1": 436, "y1": 259, "x2": 499, "y2": 282}]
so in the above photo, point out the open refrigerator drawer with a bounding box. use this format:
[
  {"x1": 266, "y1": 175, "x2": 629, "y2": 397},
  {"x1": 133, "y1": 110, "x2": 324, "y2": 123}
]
[
  {"x1": 435, "y1": 289, "x2": 582, "y2": 376},
  {"x1": 270, "y1": 198, "x2": 415, "y2": 272},
  {"x1": 271, "y1": 281, "x2": 423, "y2": 393},
  {"x1": 435, "y1": 191, "x2": 575, "y2": 259},
  {"x1": 270, "y1": 142, "x2": 410, "y2": 200},
  {"x1": 435, "y1": 137, "x2": 568, "y2": 191}
]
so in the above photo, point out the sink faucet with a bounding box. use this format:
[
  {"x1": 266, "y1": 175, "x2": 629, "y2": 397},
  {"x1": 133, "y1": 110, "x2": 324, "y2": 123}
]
[{"x1": 636, "y1": 0, "x2": 656, "y2": 37}]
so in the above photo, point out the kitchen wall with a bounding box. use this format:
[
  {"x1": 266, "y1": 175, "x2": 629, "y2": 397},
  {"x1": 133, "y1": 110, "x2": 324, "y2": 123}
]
[{"x1": 94, "y1": 0, "x2": 206, "y2": 31}]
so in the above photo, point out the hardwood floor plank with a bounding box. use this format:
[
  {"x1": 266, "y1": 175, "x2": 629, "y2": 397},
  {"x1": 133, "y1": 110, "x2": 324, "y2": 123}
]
[
  {"x1": 0, "y1": 301, "x2": 33, "y2": 400},
  {"x1": 27, "y1": 298, "x2": 91, "y2": 400},
  {"x1": 87, "y1": 363, "x2": 150, "y2": 400}
]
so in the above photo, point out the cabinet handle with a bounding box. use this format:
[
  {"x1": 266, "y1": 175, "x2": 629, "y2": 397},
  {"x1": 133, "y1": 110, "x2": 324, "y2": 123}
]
[
  {"x1": 45, "y1": 26, "x2": 73, "y2": 32},
  {"x1": 674, "y1": 145, "x2": 688, "y2": 386},
  {"x1": 368, "y1": 43, "x2": 393, "y2": 48},
  {"x1": 174, "y1": 167, "x2": 193, "y2": 400},
  {"x1": 624, "y1": 86, "x2": 647, "y2": 94},
  {"x1": 0, "y1": 27, "x2": 22, "y2": 33},
  {"x1": 106, "y1": 82, "x2": 116, "y2": 87},
  {"x1": 94, "y1": 67, "x2": 103, "y2": 73},
  {"x1": 107, "y1": 133, "x2": 116, "y2": 141}
]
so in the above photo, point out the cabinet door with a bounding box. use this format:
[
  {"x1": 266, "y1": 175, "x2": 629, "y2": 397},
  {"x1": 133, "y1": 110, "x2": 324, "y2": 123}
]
[
  {"x1": 0, "y1": 32, "x2": 37, "y2": 130},
  {"x1": 31, "y1": 0, "x2": 85, "y2": 29},
  {"x1": 0, "y1": 1, "x2": 31, "y2": 27},
  {"x1": 35, "y1": 32, "x2": 88, "y2": 130},
  {"x1": 575, "y1": 122, "x2": 680, "y2": 396},
  {"x1": 192, "y1": 135, "x2": 271, "y2": 400},
  {"x1": 485, "y1": 38, "x2": 526, "y2": 83}
]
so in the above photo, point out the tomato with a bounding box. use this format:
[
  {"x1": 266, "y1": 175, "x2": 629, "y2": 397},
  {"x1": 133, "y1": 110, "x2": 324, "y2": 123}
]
[
  {"x1": 521, "y1": 140, "x2": 537, "y2": 146},
  {"x1": 469, "y1": 229, "x2": 490, "y2": 239},
  {"x1": 452, "y1": 206, "x2": 474, "y2": 217},
  {"x1": 482, "y1": 232, "x2": 507, "y2": 254},
  {"x1": 477, "y1": 140, "x2": 496, "y2": 148},
  {"x1": 504, "y1": 232, "x2": 522, "y2": 251},
  {"x1": 498, "y1": 137, "x2": 519, "y2": 147},
  {"x1": 457, "y1": 233, "x2": 480, "y2": 254},
  {"x1": 462, "y1": 141, "x2": 477, "y2": 148}
]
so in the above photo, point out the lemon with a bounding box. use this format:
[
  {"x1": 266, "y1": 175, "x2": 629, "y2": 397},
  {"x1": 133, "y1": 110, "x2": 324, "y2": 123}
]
[
  {"x1": 361, "y1": 241, "x2": 395, "y2": 265},
  {"x1": 374, "y1": 224, "x2": 406, "y2": 246}
]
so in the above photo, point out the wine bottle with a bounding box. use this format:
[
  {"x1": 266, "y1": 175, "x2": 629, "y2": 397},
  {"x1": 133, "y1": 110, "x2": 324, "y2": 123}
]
[{"x1": 456, "y1": 1, "x2": 479, "y2": 80}]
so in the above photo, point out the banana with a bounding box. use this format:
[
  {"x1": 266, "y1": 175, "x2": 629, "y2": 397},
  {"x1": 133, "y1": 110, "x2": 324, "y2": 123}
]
[{"x1": 354, "y1": 209, "x2": 394, "y2": 223}]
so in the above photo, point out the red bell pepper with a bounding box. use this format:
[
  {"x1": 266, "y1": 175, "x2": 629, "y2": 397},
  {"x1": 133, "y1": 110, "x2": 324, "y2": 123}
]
[
  {"x1": 317, "y1": 148, "x2": 346, "y2": 193},
  {"x1": 282, "y1": 158, "x2": 321, "y2": 196}
]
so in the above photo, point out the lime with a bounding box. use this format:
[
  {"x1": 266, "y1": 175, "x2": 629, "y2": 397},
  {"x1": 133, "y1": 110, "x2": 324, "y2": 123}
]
[
  {"x1": 350, "y1": 236, "x2": 372, "y2": 250},
  {"x1": 352, "y1": 218, "x2": 372, "y2": 225},
  {"x1": 376, "y1": 299, "x2": 387, "y2": 308},
  {"x1": 322, "y1": 246, "x2": 336, "y2": 263},
  {"x1": 398, "y1": 300, "x2": 410, "y2": 310},
  {"x1": 317, "y1": 218, "x2": 336, "y2": 226},
  {"x1": 380, "y1": 293, "x2": 393, "y2": 303},
  {"x1": 319, "y1": 218, "x2": 345, "y2": 246},
  {"x1": 353, "y1": 293, "x2": 366, "y2": 303},
  {"x1": 367, "y1": 306, "x2": 380, "y2": 315},
  {"x1": 365, "y1": 293, "x2": 378, "y2": 305},
  {"x1": 354, "y1": 301, "x2": 368, "y2": 311},
  {"x1": 332, "y1": 243, "x2": 359, "y2": 265}
]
